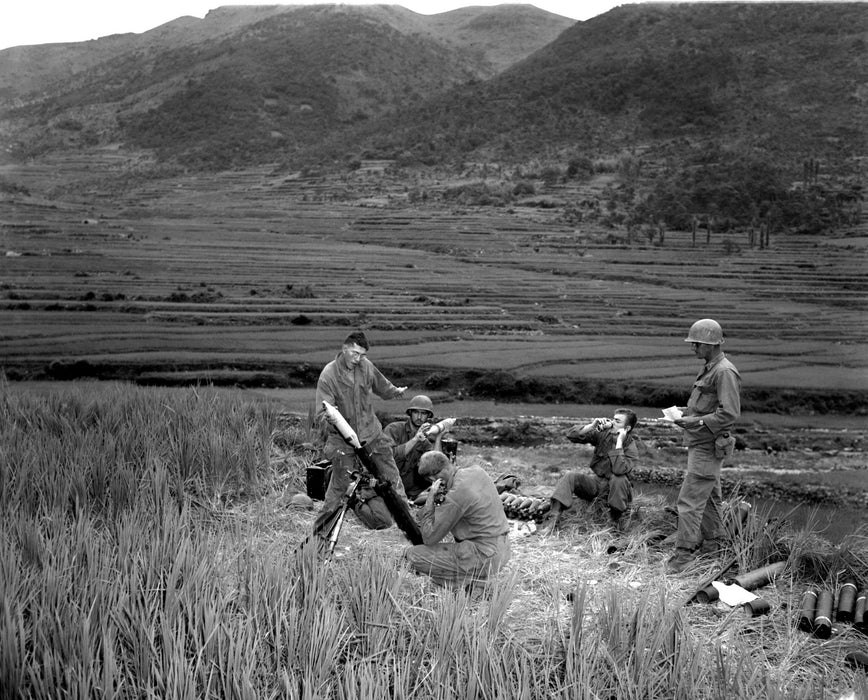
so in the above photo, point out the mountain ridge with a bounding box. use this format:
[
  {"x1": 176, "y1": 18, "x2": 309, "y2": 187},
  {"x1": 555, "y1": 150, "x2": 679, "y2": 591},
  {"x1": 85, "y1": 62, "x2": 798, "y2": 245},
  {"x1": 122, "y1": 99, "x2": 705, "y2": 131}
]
[
  {"x1": 0, "y1": 1, "x2": 864, "y2": 219},
  {"x1": 0, "y1": 4, "x2": 574, "y2": 166},
  {"x1": 345, "y1": 2, "x2": 867, "y2": 168}
]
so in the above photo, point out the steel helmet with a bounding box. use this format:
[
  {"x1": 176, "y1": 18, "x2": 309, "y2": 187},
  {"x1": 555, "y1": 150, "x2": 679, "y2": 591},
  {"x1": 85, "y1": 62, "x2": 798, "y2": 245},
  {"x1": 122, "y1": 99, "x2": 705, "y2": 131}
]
[
  {"x1": 684, "y1": 318, "x2": 725, "y2": 345},
  {"x1": 406, "y1": 394, "x2": 434, "y2": 416}
]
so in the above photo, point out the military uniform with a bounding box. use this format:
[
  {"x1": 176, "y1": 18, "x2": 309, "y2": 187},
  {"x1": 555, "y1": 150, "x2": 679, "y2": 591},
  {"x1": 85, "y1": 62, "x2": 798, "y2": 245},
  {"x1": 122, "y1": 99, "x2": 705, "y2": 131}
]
[
  {"x1": 313, "y1": 351, "x2": 407, "y2": 532},
  {"x1": 675, "y1": 352, "x2": 741, "y2": 550},
  {"x1": 405, "y1": 465, "x2": 510, "y2": 586},
  {"x1": 553, "y1": 424, "x2": 638, "y2": 519},
  {"x1": 383, "y1": 418, "x2": 432, "y2": 499}
]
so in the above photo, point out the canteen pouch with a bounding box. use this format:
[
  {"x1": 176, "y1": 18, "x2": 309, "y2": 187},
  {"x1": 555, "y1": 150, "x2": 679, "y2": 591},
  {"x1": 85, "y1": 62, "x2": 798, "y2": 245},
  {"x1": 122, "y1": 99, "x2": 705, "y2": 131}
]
[{"x1": 714, "y1": 432, "x2": 736, "y2": 459}]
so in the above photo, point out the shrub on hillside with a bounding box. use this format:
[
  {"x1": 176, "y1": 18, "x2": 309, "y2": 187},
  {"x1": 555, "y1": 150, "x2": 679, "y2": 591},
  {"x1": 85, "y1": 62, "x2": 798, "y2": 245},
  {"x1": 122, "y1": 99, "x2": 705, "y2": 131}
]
[
  {"x1": 512, "y1": 181, "x2": 536, "y2": 196},
  {"x1": 442, "y1": 182, "x2": 514, "y2": 207},
  {"x1": 470, "y1": 370, "x2": 519, "y2": 398},
  {"x1": 424, "y1": 372, "x2": 451, "y2": 390},
  {"x1": 566, "y1": 156, "x2": 594, "y2": 179}
]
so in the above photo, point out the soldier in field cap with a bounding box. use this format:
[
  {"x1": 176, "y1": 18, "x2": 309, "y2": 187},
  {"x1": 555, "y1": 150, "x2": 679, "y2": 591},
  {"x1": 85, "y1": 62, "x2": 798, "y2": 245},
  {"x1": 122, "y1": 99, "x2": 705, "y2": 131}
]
[{"x1": 666, "y1": 319, "x2": 741, "y2": 574}]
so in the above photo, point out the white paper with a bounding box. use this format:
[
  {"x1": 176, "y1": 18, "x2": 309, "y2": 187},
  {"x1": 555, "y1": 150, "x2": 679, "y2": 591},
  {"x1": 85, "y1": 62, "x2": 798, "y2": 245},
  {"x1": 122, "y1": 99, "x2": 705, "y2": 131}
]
[
  {"x1": 508, "y1": 521, "x2": 537, "y2": 539},
  {"x1": 711, "y1": 581, "x2": 758, "y2": 607},
  {"x1": 662, "y1": 406, "x2": 683, "y2": 422}
]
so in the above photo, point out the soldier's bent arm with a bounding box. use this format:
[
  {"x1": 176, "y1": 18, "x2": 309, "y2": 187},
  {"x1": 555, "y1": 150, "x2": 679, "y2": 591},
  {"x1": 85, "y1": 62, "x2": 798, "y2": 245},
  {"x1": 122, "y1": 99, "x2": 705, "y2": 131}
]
[{"x1": 704, "y1": 369, "x2": 741, "y2": 434}]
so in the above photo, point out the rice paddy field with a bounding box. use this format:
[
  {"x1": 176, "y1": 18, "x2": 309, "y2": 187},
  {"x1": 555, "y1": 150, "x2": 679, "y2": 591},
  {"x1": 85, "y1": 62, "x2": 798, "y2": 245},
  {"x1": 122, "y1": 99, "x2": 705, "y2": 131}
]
[{"x1": 1, "y1": 154, "x2": 866, "y2": 404}]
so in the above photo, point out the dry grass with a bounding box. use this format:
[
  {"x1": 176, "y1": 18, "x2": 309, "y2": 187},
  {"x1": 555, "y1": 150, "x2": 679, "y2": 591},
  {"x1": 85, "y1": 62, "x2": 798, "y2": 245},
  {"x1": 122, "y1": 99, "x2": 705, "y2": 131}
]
[
  {"x1": 239, "y1": 467, "x2": 868, "y2": 698},
  {"x1": 2, "y1": 381, "x2": 867, "y2": 698}
]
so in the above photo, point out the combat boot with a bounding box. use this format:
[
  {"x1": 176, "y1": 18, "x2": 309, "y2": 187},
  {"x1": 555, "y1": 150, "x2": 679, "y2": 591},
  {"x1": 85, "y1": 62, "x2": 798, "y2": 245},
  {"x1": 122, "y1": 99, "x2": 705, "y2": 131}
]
[
  {"x1": 610, "y1": 514, "x2": 627, "y2": 535},
  {"x1": 699, "y1": 538, "x2": 723, "y2": 556},
  {"x1": 540, "y1": 502, "x2": 561, "y2": 536},
  {"x1": 666, "y1": 547, "x2": 696, "y2": 574},
  {"x1": 660, "y1": 532, "x2": 678, "y2": 547}
]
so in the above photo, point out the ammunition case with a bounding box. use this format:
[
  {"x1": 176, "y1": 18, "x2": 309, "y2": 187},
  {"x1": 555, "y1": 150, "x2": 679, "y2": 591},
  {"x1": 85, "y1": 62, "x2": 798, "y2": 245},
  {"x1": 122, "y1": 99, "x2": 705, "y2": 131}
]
[
  {"x1": 743, "y1": 598, "x2": 771, "y2": 617},
  {"x1": 695, "y1": 585, "x2": 719, "y2": 604},
  {"x1": 836, "y1": 580, "x2": 858, "y2": 623},
  {"x1": 798, "y1": 589, "x2": 818, "y2": 632},
  {"x1": 725, "y1": 561, "x2": 786, "y2": 591},
  {"x1": 854, "y1": 589, "x2": 866, "y2": 633},
  {"x1": 813, "y1": 590, "x2": 834, "y2": 639},
  {"x1": 306, "y1": 459, "x2": 332, "y2": 500}
]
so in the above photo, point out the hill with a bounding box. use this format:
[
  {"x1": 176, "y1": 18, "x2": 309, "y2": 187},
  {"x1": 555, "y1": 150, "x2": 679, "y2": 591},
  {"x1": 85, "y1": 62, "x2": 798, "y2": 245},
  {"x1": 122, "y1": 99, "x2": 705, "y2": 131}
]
[
  {"x1": 340, "y1": 2, "x2": 867, "y2": 168},
  {"x1": 0, "y1": 4, "x2": 575, "y2": 168},
  {"x1": 1, "y1": 3, "x2": 864, "y2": 186}
]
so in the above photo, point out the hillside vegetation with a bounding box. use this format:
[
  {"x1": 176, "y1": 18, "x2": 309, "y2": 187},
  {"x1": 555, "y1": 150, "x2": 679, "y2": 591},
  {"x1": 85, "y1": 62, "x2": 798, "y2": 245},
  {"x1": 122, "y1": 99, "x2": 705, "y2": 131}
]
[
  {"x1": 355, "y1": 3, "x2": 867, "y2": 164},
  {"x1": 0, "y1": 4, "x2": 573, "y2": 168}
]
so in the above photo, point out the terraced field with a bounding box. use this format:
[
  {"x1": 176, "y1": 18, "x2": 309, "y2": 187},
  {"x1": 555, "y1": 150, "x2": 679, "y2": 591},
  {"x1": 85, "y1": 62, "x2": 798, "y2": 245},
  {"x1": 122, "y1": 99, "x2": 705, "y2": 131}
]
[{"x1": 1, "y1": 154, "x2": 866, "y2": 407}]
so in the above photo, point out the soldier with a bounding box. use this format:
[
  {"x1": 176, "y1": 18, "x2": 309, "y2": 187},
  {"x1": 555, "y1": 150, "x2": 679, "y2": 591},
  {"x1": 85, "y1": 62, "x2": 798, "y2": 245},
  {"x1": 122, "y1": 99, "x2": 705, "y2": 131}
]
[
  {"x1": 666, "y1": 318, "x2": 741, "y2": 574},
  {"x1": 313, "y1": 331, "x2": 408, "y2": 533},
  {"x1": 383, "y1": 394, "x2": 441, "y2": 500},
  {"x1": 405, "y1": 451, "x2": 510, "y2": 588},
  {"x1": 541, "y1": 408, "x2": 639, "y2": 536}
]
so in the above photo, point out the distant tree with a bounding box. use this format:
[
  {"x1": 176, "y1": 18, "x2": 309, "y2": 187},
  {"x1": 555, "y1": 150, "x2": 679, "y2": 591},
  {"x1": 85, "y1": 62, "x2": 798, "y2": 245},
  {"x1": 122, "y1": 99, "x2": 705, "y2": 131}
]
[{"x1": 566, "y1": 156, "x2": 594, "y2": 180}]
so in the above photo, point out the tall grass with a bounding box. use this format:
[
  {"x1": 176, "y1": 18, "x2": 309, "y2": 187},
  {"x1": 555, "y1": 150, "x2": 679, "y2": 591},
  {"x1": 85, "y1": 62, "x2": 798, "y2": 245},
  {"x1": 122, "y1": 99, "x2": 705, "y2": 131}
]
[{"x1": 1, "y1": 382, "x2": 866, "y2": 698}]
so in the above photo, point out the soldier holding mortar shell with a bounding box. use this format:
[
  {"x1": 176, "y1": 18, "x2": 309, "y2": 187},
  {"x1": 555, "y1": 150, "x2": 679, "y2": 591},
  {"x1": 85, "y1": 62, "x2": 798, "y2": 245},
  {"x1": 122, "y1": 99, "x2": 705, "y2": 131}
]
[
  {"x1": 384, "y1": 394, "x2": 456, "y2": 500},
  {"x1": 312, "y1": 331, "x2": 410, "y2": 534}
]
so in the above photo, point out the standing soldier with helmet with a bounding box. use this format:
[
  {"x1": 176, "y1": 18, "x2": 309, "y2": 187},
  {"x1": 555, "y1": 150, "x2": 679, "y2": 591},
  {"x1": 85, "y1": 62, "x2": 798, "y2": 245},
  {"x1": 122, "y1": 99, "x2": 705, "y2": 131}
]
[
  {"x1": 667, "y1": 318, "x2": 741, "y2": 574},
  {"x1": 384, "y1": 395, "x2": 443, "y2": 500}
]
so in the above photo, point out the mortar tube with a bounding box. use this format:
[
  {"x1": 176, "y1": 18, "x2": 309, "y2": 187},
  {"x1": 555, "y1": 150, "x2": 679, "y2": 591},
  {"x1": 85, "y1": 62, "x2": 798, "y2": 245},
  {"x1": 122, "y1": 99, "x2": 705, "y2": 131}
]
[
  {"x1": 835, "y1": 579, "x2": 858, "y2": 623},
  {"x1": 813, "y1": 590, "x2": 834, "y2": 639},
  {"x1": 724, "y1": 561, "x2": 787, "y2": 591},
  {"x1": 743, "y1": 597, "x2": 771, "y2": 617},
  {"x1": 854, "y1": 590, "x2": 867, "y2": 634},
  {"x1": 798, "y1": 589, "x2": 818, "y2": 633}
]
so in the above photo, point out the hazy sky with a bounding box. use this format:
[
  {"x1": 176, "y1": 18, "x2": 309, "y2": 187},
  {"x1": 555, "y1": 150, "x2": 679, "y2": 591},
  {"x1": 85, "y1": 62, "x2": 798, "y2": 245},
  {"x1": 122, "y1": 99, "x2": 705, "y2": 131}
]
[{"x1": 1, "y1": 1, "x2": 607, "y2": 51}]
